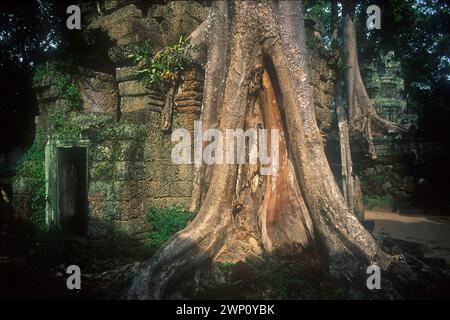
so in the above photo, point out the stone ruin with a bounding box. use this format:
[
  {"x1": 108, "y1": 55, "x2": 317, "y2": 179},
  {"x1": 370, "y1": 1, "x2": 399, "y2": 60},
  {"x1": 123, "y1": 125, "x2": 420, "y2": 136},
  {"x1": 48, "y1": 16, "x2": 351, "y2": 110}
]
[
  {"x1": 364, "y1": 51, "x2": 416, "y2": 127},
  {"x1": 11, "y1": 1, "x2": 337, "y2": 240},
  {"x1": 363, "y1": 51, "x2": 418, "y2": 161}
]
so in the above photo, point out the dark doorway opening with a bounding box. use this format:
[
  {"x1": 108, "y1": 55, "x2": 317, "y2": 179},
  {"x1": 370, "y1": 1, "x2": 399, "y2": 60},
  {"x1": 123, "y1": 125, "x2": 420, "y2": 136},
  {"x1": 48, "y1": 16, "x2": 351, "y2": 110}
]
[{"x1": 57, "y1": 147, "x2": 88, "y2": 236}]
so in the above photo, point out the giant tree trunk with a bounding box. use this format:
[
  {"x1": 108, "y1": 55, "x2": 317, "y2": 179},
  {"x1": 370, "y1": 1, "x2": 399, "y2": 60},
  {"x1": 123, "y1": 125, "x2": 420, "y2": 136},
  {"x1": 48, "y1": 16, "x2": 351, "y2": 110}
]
[
  {"x1": 343, "y1": 0, "x2": 406, "y2": 159},
  {"x1": 189, "y1": 1, "x2": 230, "y2": 212},
  {"x1": 127, "y1": 0, "x2": 390, "y2": 300},
  {"x1": 336, "y1": 78, "x2": 365, "y2": 220},
  {"x1": 333, "y1": 0, "x2": 364, "y2": 221}
]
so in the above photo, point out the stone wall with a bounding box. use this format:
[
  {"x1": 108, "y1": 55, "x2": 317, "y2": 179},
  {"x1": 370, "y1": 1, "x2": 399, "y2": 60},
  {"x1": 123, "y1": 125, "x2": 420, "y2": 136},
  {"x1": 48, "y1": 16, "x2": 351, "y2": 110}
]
[
  {"x1": 305, "y1": 18, "x2": 337, "y2": 135},
  {"x1": 362, "y1": 51, "x2": 418, "y2": 162},
  {"x1": 12, "y1": 1, "x2": 338, "y2": 240},
  {"x1": 363, "y1": 52, "x2": 414, "y2": 126}
]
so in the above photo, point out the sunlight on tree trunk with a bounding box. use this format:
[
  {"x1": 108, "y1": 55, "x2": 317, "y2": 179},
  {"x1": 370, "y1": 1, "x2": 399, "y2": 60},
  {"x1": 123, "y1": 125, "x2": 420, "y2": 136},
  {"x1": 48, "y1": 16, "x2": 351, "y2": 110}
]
[{"x1": 127, "y1": 0, "x2": 391, "y2": 300}]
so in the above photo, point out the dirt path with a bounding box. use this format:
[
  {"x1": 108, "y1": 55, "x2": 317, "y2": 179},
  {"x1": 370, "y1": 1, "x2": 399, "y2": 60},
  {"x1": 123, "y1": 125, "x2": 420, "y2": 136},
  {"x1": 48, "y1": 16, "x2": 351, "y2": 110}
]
[{"x1": 366, "y1": 210, "x2": 450, "y2": 263}]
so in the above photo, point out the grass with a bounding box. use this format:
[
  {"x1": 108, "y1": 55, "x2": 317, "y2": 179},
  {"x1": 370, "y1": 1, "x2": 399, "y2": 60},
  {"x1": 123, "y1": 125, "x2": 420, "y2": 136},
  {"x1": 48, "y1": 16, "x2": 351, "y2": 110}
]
[{"x1": 144, "y1": 204, "x2": 196, "y2": 254}]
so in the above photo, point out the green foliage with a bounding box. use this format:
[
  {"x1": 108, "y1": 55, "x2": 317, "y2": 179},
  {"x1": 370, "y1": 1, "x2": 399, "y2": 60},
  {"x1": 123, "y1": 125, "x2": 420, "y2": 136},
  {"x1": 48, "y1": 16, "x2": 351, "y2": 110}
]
[
  {"x1": 33, "y1": 62, "x2": 82, "y2": 110},
  {"x1": 132, "y1": 37, "x2": 197, "y2": 91},
  {"x1": 144, "y1": 204, "x2": 196, "y2": 254},
  {"x1": 32, "y1": 64, "x2": 50, "y2": 86},
  {"x1": 266, "y1": 263, "x2": 348, "y2": 299},
  {"x1": 33, "y1": 64, "x2": 81, "y2": 140},
  {"x1": 47, "y1": 112, "x2": 112, "y2": 143},
  {"x1": 48, "y1": 109, "x2": 82, "y2": 141},
  {"x1": 17, "y1": 64, "x2": 108, "y2": 226},
  {"x1": 360, "y1": 169, "x2": 396, "y2": 197},
  {"x1": 361, "y1": 172, "x2": 388, "y2": 187},
  {"x1": 264, "y1": 261, "x2": 349, "y2": 299},
  {"x1": 266, "y1": 263, "x2": 315, "y2": 299},
  {"x1": 217, "y1": 261, "x2": 237, "y2": 275},
  {"x1": 363, "y1": 195, "x2": 396, "y2": 210},
  {"x1": 32, "y1": 63, "x2": 113, "y2": 142},
  {"x1": 14, "y1": 128, "x2": 47, "y2": 226},
  {"x1": 357, "y1": 0, "x2": 450, "y2": 143},
  {"x1": 304, "y1": 0, "x2": 331, "y2": 43},
  {"x1": 55, "y1": 73, "x2": 81, "y2": 110}
]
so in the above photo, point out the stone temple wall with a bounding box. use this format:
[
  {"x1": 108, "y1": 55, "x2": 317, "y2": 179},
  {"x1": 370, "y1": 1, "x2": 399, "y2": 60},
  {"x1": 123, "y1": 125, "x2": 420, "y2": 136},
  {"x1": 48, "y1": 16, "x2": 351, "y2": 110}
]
[
  {"x1": 305, "y1": 21, "x2": 337, "y2": 135},
  {"x1": 12, "y1": 1, "x2": 337, "y2": 240},
  {"x1": 362, "y1": 51, "x2": 418, "y2": 162}
]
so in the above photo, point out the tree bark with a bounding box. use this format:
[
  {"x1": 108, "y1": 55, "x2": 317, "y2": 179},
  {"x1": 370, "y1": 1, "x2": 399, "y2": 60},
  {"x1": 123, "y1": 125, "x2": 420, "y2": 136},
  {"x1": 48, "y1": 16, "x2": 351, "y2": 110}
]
[
  {"x1": 160, "y1": 84, "x2": 177, "y2": 131},
  {"x1": 332, "y1": 0, "x2": 364, "y2": 221},
  {"x1": 127, "y1": 0, "x2": 391, "y2": 300},
  {"x1": 190, "y1": 1, "x2": 230, "y2": 212}
]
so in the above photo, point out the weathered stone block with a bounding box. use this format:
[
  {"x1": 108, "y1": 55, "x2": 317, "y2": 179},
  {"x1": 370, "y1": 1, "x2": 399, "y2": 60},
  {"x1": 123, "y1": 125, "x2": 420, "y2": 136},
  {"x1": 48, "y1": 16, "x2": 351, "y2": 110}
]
[
  {"x1": 119, "y1": 109, "x2": 154, "y2": 124},
  {"x1": 100, "y1": 201, "x2": 122, "y2": 221},
  {"x1": 148, "y1": 180, "x2": 193, "y2": 198},
  {"x1": 120, "y1": 197, "x2": 147, "y2": 220},
  {"x1": 102, "y1": 0, "x2": 135, "y2": 13},
  {"x1": 100, "y1": 4, "x2": 142, "y2": 32},
  {"x1": 147, "y1": 163, "x2": 193, "y2": 183},
  {"x1": 116, "y1": 65, "x2": 141, "y2": 82},
  {"x1": 113, "y1": 123, "x2": 148, "y2": 140},
  {"x1": 94, "y1": 141, "x2": 116, "y2": 162},
  {"x1": 77, "y1": 71, "x2": 118, "y2": 114},
  {"x1": 119, "y1": 80, "x2": 150, "y2": 96},
  {"x1": 36, "y1": 85, "x2": 60, "y2": 101},
  {"x1": 108, "y1": 42, "x2": 141, "y2": 64},
  {"x1": 115, "y1": 218, "x2": 150, "y2": 237},
  {"x1": 115, "y1": 180, "x2": 148, "y2": 202},
  {"x1": 116, "y1": 140, "x2": 144, "y2": 161},
  {"x1": 89, "y1": 180, "x2": 116, "y2": 201},
  {"x1": 12, "y1": 176, "x2": 36, "y2": 194},
  {"x1": 114, "y1": 161, "x2": 145, "y2": 181},
  {"x1": 147, "y1": 197, "x2": 191, "y2": 210},
  {"x1": 120, "y1": 96, "x2": 150, "y2": 113},
  {"x1": 90, "y1": 161, "x2": 114, "y2": 180}
]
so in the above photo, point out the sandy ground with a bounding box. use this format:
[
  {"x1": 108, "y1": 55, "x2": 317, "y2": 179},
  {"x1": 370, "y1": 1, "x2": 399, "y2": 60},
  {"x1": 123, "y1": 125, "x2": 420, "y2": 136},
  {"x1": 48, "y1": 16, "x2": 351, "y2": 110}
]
[{"x1": 366, "y1": 210, "x2": 450, "y2": 263}]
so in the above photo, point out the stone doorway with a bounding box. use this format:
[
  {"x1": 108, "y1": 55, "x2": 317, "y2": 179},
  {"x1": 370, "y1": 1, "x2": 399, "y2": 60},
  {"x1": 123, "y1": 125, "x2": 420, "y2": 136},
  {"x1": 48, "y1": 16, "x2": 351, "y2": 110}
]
[{"x1": 57, "y1": 147, "x2": 88, "y2": 235}]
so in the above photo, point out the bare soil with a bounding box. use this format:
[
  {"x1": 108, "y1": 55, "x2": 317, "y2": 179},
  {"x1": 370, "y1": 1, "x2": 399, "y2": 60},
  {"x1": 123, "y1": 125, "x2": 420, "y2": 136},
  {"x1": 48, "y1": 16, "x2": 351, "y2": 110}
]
[{"x1": 366, "y1": 210, "x2": 450, "y2": 263}]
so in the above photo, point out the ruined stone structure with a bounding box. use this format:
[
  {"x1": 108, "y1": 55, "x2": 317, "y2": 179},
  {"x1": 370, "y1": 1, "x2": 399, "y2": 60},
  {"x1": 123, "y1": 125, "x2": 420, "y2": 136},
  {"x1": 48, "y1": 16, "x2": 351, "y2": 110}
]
[
  {"x1": 12, "y1": 1, "x2": 337, "y2": 240},
  {"x1": 362, "y1": 51, "x2": 417, "y2": 161},
  {"x1": 363, "y1": 51, "x2": 416, "y2": 127},
  {"x1": 359, "y1": 53, "x2": 422, "y2": 206}
]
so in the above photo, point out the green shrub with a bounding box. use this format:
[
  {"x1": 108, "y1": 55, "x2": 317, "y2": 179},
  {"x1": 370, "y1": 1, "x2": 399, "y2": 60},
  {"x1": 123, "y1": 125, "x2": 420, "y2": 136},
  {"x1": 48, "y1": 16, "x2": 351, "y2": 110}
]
[
  {"x1": 14, "y1": 63, "x2": 84, "y2": 226},
  {"x1": 14, "y1": 129, "x2": 47, "y2": 226},
  {"x1": 33, "y1": 62, "x2": 82, "y2": 110},
  {"x1": 132, "y1": 37, "x2": 197, "y2": 91},
  {"x1": 363, "y1": 195, "x2": 396, "y2": 209},
  {"x1": 264, "y1": 261, "x2": 349, "y2": 299},
  {"x1": 144, "y1": 204, "x2": 196, "y2": 253},
  {"x1": 217, "y1": 261, "x2": 237, "y2": 275}
]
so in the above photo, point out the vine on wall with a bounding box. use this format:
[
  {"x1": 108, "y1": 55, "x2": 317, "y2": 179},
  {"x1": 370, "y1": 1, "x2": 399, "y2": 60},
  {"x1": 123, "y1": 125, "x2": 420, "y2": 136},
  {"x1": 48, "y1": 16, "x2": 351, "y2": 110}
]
[
  {"x1": 14, "y1": 62, "x2": 86, "y2": 226},
  {"x1": 14, "y1": 129, "x2": 46, "y2": 225}
]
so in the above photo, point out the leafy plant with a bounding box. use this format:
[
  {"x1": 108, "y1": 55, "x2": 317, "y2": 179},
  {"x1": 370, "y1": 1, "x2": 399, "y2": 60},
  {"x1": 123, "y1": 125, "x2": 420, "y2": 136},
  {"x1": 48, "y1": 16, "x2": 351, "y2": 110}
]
[
  {"x1": 363, "y1": 195, "x2": 396, "y2": 210},
  {"x1": 144, "y1": 204, "x2": 196, "y2": 254},
  {"x1": 33, "y1": 62, "x2": 82, "y2": 110},
  {"x1": 33, "y1": 63, "x2": 89, "y2": 141},
  {"x1": 14, "y1": 128, "x2": 47, "y2": 226},
  {"x1": 264, "y1": 260, "x2": 349, "y2": 299},
  {"x1": 16, "y1": 63, "x2": 87, "y2": 226},
  {"x1": 132, "y1": 37, "x2": 197, "y2": 91},
  {"x1": 218, "y1": 261, "x2": 237, "y2": 275},
  {"x1": 55, "y1": 73, "x2": 81, "y2": 110}
]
